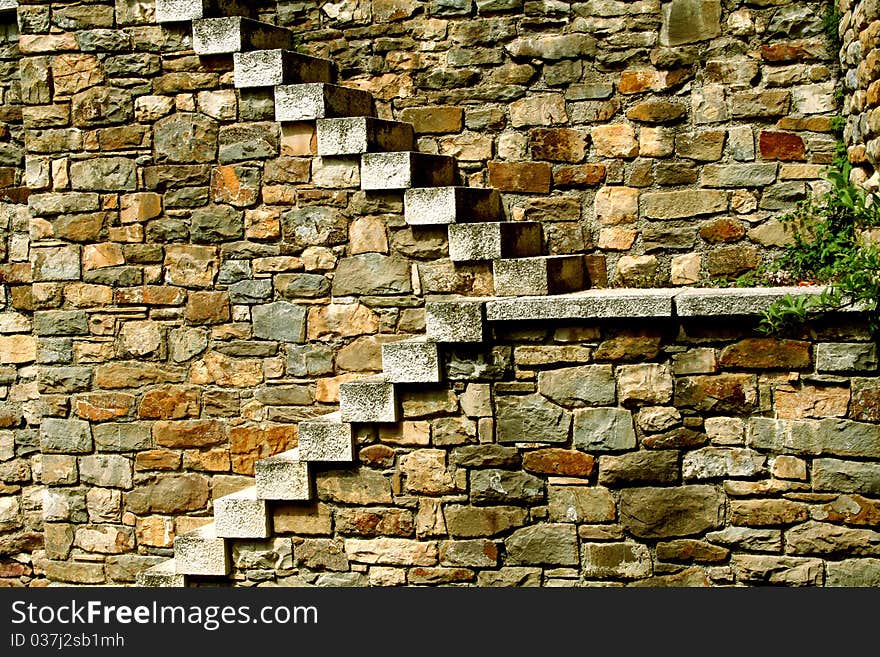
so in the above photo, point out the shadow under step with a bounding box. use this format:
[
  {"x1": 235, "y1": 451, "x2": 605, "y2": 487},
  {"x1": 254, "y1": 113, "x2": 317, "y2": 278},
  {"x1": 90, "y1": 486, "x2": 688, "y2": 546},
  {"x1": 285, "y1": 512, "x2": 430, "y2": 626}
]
[
  {"x1": 234, "y1": 50, "x2": 336, "y2": 88},
  {"x1": 404, "y1": 186, "x2": 502, "y2": 225},
  {"x1": 449, "y1": 221, "x2": 543, "y2": 262},
  {"x1": 173, "y1": 523, "x2": 230, "y2": 577},
  {"x1": 361, "y1": 152, "x2": 456, "y2": 190},
  {"x1": 494, "y1": 255, "x2": 586, "y2": 297},
  {"x1": 193, "y1": 17, "x2": 294, "y2": 55},
  {"x1": 425, "y1": 299, "x2": 485, "y2": 343},
  {"x1": 136, "y1": 559, "x2": 186, "y2": 587},
  {"x1": 317, "y1": 117, "x2": 414, "y2": 156},
  {"x1": 255, "y1": 448, "x2": 312, "y2": 501},
  {"x1": 214, "y1": 486, "x2": 270, "y2": 539},
  {"x1": 298, "y1": 411, "x2": 355, "y2": 462},
  {"x1": 382, "y1": 338, "x2": 442, "y2": 383},
  {"x1": 339, "y1": 377, "x2": 399, "y2": 422},
  {"x1": 156, "y1": 0, "x2": 265, "y2": 23},
  {"x1": 275, "y1": 83, "x2": 374, "y2": 122}
]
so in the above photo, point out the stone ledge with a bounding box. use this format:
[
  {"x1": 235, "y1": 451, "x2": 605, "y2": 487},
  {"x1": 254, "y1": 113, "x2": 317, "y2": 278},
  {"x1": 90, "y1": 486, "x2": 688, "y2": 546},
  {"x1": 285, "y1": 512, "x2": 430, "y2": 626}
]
[
  {"x1": 0, "y1": 0, "x2": 17, "y2": 13},
  {"x1": 485, "y1": 289, "x2": 677, "y2": 321},
  {"x1": 674, "y1": 286, "x2": 831, "y2": 317},
  {"x1": 484, "y1": 286, "x2": 848, "y2": 322}
]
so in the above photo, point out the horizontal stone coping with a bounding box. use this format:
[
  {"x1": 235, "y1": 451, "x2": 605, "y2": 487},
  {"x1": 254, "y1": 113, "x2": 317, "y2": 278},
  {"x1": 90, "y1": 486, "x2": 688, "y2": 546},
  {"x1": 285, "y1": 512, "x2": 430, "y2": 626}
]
[
  {"x1": 0, "y1": 0, "x2": 17, "y2": 13},
  {"x1": 483, "y1": 286, "x2": 840, "y2": 322}
]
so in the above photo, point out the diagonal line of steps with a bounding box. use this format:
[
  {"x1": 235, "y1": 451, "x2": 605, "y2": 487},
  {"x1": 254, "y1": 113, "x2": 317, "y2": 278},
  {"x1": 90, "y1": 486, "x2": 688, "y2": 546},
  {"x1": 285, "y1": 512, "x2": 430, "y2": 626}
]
[
  {"x1": 193, "y1": 17, "x2": 295, "y2": 55},
  {"x1": 317, "y1": 117, "x2": 415, "y2": 156},
  {"x1": 234, "y1": 50, "x2": 336, "y2": 88},
  {"x1": 275, "y1": 83, "x2": 375, "y2": 122}
]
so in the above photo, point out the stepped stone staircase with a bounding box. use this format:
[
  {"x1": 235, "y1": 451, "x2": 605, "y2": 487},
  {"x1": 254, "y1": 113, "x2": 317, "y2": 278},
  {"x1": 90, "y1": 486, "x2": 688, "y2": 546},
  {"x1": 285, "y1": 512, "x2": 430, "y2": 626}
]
[{"x1": 138, "y1": 1, "x2": 593, "y2": 586}]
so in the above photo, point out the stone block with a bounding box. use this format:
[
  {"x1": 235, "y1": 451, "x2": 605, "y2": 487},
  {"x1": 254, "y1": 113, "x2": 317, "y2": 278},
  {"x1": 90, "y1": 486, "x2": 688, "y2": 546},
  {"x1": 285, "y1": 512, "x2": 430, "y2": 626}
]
[
  {"x1": 571, "y1": 406, "x2": 636, "y2": 451},
  {"x1": 174, "y1": 523, "x2": 230, "y2": 576},
  {"x1": 192, "y1": 17, "x2": 294, "y2": 55},
  {"x1": 234, "y1": 49, "x2": 335, "y2": 88},
  {"x1": 674, "y1": 286, "x2": 829, "y2": 317},
  {"x1": 382, "y1": 339, "x2": 441, "y2": 384},
  {"x1": 425, "y1": 300, "x2": 484, "y2": 342},
  {"x1": 298, "y1": 412, "x2": 355, "y2": 462},
  {"x1": 214, "y1": 487, "x2": 270, "y2": 539},
  {"x1": 660, "y1": 0, "x2": 721, "y2": 46},
  {"x1": 255, "y1": 448, "x2": 311, "y2": 500},
  {"x1": 448, "y1": 222, "x2": 542, "y2": 262},
  {"x1": 404, "y1": 186, "x2": 501, "y2": 225},
  {"x1": 486, "y1": 289, "x2": 676, "y2": 321},
  {"x1": 136, "y1": 559, "x2": 186, "y2": 587},
  {"x1": 493, "y1": 255, "x2": 585, "y2": 297},
  {"x1": 496, "y1": 394, "x2": 571, "y2": 444},
  {"x1": 339, "y1": 379, "x2": 398, "y2": 422},
  {"x1": 317, "y1": 117, "x2": 414, "y2": 155},
  {"x1": 815, "y1": 343, "x2": 878, "y2": 373},
  {"x1": 274, "y1": 83, "x2": 373, "y2": 122},
  {"x1": 361, "y1": 152, "x2": 456, "y2": 190}
]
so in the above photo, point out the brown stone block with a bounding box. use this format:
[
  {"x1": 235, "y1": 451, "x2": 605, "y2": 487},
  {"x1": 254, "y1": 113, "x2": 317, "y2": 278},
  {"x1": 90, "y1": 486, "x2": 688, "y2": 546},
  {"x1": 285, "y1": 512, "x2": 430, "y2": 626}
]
[
  {"x1": 553, "y1": 163, "x2": 606, "y2": 188},
  {"x1": 730, "y1": 499, "x2": 810, "y2": 526},
  {"x1": 135, "y1": 449, "x2": 181, "y2": 471},
  {"x1": 488, "y1": 161, "x2": 551, "y2": 193},
  {"x1": 522, "y1": 448, "x2": 595, "y2": 477},
  {"x1": 153, "y1": 419, "x2": 228, "y2": 449},
  {"x1": 400, "y1": 106, "x2": 463, "y2": 134},
  {"x1": 73, "y1": 392, "x2": 135, "y2": 421},
  {"x1": 139, "y1": 385, "x2": 201, "y2": 420},
  {"x1": 759, "y1": 131, "x2": 806, "y2": 161},
  {"x1": 230, "y1": 424, "x2": 297, "y2": 475},
  {"x1": 719, "y1": 338, "x2": 811, "y2": 370},
  {"x1": 185, "y1": 291, "x2": 230, "y2": 325},
  {"x1": 529, "y1": 128, "x2": 587, "y2": 163},
  {"x1": 699, "y1": 218, "x2": 746, "y2": 244}
]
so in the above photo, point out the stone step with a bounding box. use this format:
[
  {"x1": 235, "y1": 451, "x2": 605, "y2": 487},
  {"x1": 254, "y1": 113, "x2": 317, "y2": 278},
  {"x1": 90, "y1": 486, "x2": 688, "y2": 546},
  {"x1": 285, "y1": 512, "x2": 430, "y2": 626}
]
[
  {"x1": 234, "y1": 50, "x2": 336, "y2": 88},
  {"x1": 298, "y1": 411, "x2": 355, "y2": 462},
  {"x1": 382, "y1": 338, "x2": 442, "y2": 383},
  {"x1": 425, "y1": 299, "x2": 485, "y2": 343},
  {"x1": 136, "y1": 559, "x2": 186, "y2": 587},
  {"x1": 339, "y1": 378, "x2": 399, "y2": 423},
  {"x1": 255, "y1": 448, "x2": 312, "y2": 501},
  {"x1": 156, "y1": 0, "x2": 261, "y2": 23},
  {"x1": 493, "y1": 255, "x2": 586, "y2": 297},
  {"x1": 173, "y1": 523, "x2": 230, "y2": 576},
  {"x1": 448, "y1": 222, "x2": 543, "y2": 263},
  {"x1": 214, "y1": 486, "x2": 270, "y2": 539},
  {"x1": 274, "y1": 83, "x2": 375, "y2": 122},
  {"x1": 317, "y1": 117, "x2": 415, "y2": 156},
  {"x1": 193, "y1": 17, "x2": 294, "y2": 55},
  {"x1": 404, "y1": 187, "x2": 502, "y2": 226},
  {"x1": 361, "y1": 152, "x2": 457, "y2": 191}
]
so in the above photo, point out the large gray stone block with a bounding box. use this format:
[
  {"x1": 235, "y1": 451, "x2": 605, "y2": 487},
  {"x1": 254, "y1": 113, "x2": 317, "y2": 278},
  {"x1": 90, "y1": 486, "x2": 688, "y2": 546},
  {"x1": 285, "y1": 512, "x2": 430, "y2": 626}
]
[
  {"x1": 155, "y1": 0, "x2": 204, "y2": 23},
  {"x1": 174, "y1": 524, "x2": 229, "y2": 576},
  {"x1": 192, "y1": 17, "x2": 294, "y2": 55},
  {"x1": 339, "y1": 379, "x2": 398, "y2": 423},
  {"x1": 255, "y1": 448, "x2": 312, "y2": 500},
  {"x1": 361, "y1": 152, "x2": 456, "y2": 190},
  {"x1": 573, "y1": 407, "x2": 636, "y2": 451},
  {"x1": 214, "y1": 487, "x2": 269, "y2": 539},
  {"x1": 136, "y1": 559, "x2": 186, "y2": 587},
  {"x1": 404, "y1": 187, "x2": 502, "y2": 225},
  {"x1": 674, "y1": 286, "x2": 831, "y2": 317},
  {"x1": 494, "y1": 255, "x2": 585, "y2": 297},
  {"x1": 448, "y1": 222, "x2": 543, "y2": 262},
  {"x1": 234, "y1": 50, "x2": 335, "y2": 88},
  {"x1": 382, "y1": 338, "x2": 441, "y2": 383},
  {"x1": 425, "y1": 299, "x2": 485, "y2": 343},
  {"x1": 486, "y1": 288, "x2": 676, "y2": 321},
  {"x1": 748, "y1": 417, "x2": 880, "y2": 459},
  {"x1": 815, "y1": 343, "x2": 878, "y2": 373},
  {"x1": 274, "y1": 83, "x2": 373, "y2": 122},
  {"x1": 317, "y1": 117, "x2": 414, "y2": 156},
  {"x1": 298, "y1": 412, "x2": 355, "y2": 462}
]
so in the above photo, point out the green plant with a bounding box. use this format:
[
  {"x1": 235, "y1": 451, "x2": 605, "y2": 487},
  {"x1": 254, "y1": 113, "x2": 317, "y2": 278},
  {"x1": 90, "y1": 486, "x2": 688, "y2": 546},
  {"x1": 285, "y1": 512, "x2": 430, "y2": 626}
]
[
  {"x1": 758, "y1": 145, "x2": 880, "y2": 336},
  {"x1": 823, "y1": 0, "x2": 842, "y2": 51}
]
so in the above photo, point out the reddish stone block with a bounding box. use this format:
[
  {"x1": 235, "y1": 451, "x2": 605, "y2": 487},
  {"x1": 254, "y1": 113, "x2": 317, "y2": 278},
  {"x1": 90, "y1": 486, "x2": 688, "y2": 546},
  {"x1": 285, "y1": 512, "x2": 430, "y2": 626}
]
[
  {"x1": 522, "y1": 448, "x2": 595, "y2": 476},
  {"x1": 230, "y1": 424, "x2": 297, "y2": 475},
  {"x1": 139, "y1": 385, "x2": 200, "y2": 420},
  {"x1": 759, "y1": 131, "x2": 806, "y2": 161},
  {"x1": 185, "y1": 291, "x2": 230, "y2": 325},
  {"x1": 488, "y1": 161, "x2": 551, "y2": 193},
  {"x1": 553, "y1": 164, "x2": 606, "y2": 188},
  {"x1": 528, "y1": 128, "x2": 587, "y2": 163},
  {"x1": 699, "y1": 218, "x2": 746, "y2": 244},
  {"x1": 153, "y1": 419, "x2": 227, "y2": 448}
]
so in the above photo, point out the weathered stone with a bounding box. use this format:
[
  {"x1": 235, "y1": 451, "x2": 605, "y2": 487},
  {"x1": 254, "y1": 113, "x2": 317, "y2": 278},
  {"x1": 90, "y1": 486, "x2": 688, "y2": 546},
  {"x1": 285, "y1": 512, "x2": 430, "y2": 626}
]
[
  {"x1": 826, "y1": 559, "x2": 880, "y2": 587},
  {"x1": 643, "y1": 190, "x2": 727, "y2": 219},
  {"x1": 719, "y1": 338, "x2": 811, "y2": 369},
  {"x1": 583, "y1": 542, "x2": 653, "y2": 579},
  {"x1": 573, "y1": 407, "x2": 636, "y2": 451},
  {"x1": 126, "y1": 474, "x2": 210, "y2": 514},
  {"x1": 40, "y1": 418, "x2": 92, "y2": 454},
  {"x1": 496, "y1": 394, "x2": 570, "y2": 444},
  {"x1": 599, "y1": 450, "x2": 679, "y2": 485},
  {"x1": 536, "y1": 365, "x2": 615, "y2": 408},
  {"x1": 619, "y1": 486, "x2": 725, "y2": 538},
  {"x1": 252, "y1": 302, "x2": 306, "y2": 343},
  {"x1": 748, "y1": 417, "x2": 880, "y2": 459},
  {"x1": 344, "y1": 538, "x2": 438, "y2": 566},
  {"x1": 476, "y1": 567, "x2": 541, "y2": 587},
  {"x1": 660, "y1": 0, "x2": 721, "y2": 46},
  {"x1": 505, "y1": 33, "x2": 596, "y2": 60},
  {"x1": 734, "y1": 554, "x2": 823, "y2": 586},
  {"x1": 813, "y1": 459, "x2": 880, "y2": 495},
  {"x1": 400, "y1": 450, "x2": 458, "y2": 495},
  {"x1": 548, "y1": 486, "x2": 615, "y2": 523},
  {"x1": 332, "y1": 254, "x2": 412, "y2": 296},
  {"x1": 730, "y1": 499, "x2": 809, "y2": 526},
  {"x1": 594, "y1": 186, "x2": 639, "y2": 225},
  {"x1": 523, "y1": 449, "x2": 595, "y2": 477},
  {"x1": 505, "y1": 524, "x2": 579, "y2": 566},
  {"x1": 154, "y1": 114, "x2": 218, "y2": 163},
  {"x1": 674, "y1": 374, "x2": 757, "y2": 413},
  {"x1": 444, "y1": 505, "x2": 528, "y2": 538},
  {"x1": 616, "y1": 364, "x2": 673, "y2": 406},
  {"x1": 591, "y1": 125, "x2": 638, "y2": 158},
  {"x1": 470, "y1": 469, "x2": 544, "y2": 504},
  {"x1": 315, "y1": 469, "x2": 392, "y2": 504},
  {"x1": 815, "y1": 344, "x2": 878, "y2": 373}
]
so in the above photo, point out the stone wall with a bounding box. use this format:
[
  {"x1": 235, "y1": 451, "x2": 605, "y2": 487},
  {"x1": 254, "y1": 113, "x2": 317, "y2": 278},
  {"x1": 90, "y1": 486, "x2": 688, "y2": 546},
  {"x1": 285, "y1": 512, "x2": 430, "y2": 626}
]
[
  {"x1": 205, "y1": 314, "x2": 880, "y2": 587},
  {"x1": 0, "y1": 3, "x2": 44, "y2": 587},
  {"x1": 841, "y1": 0, "x2": 880, "y2": 184},
  {"x1": 6, "y1": 0, "x2": 879, "y2": 587}
]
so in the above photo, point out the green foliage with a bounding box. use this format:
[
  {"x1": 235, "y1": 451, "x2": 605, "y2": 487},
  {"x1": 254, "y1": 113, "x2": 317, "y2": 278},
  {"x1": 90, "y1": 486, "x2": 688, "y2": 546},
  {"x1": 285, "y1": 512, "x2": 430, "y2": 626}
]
[
  {"x1": 823, "y1": 0, "x2": 842, "y2": 51},
  {"x1": 758, "y1": 141, "x2": 880, "y2": 336}
]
